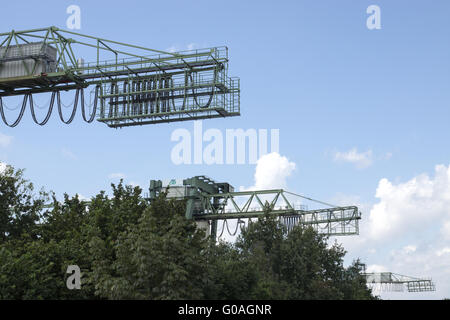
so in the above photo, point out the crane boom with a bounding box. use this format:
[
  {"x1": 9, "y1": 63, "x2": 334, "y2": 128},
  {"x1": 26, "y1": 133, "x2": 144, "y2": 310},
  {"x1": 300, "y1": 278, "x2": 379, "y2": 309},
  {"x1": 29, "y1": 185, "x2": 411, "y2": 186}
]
[
  {"x1": 149, "y1": 176, "x2": 362, "y2": 239},
  {"x1": 363, "y1": 272, "x2": 436, "y2": 293},
  {"x1": 0, "y1": 27, "x2": 240, "y2": 127}
]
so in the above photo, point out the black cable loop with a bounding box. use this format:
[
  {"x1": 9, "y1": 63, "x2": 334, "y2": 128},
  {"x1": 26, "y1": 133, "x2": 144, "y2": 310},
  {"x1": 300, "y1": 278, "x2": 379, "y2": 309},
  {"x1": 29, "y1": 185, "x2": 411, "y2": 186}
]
[
  {"x1": 0, "y1": 94, "x2": 28, "y2": 127},
  {"x1": 189, "y1": 67, "x2": 217, "y2": 109},
  {"x1": 238, "y1": 218, "x2": 245, "y2": 232},
  {"x1": 225, "y1": 219, "x2": 240, "y2": 236},
  {"x1": 30, "y1": 92, "x2": 55, "y2": 126},
  {"x1": 218, "y1": 220, "x2": 226, "y2": 239},
  {"x1": 81, "y1": 86, "x2": 98, "y2": 123},
  {"x1": 57, "y1": 89, "x2": 78, "y2": 124}
]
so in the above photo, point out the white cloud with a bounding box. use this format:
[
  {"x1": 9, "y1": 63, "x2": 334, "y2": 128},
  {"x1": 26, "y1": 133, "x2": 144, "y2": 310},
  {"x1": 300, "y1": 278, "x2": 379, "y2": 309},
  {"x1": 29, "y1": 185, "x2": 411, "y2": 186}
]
[
  {"x1": 366, "y1": 264, "x2": 388, "y2": 273},
  {"x1": 0, "y1": 132, "x2": 12, "y2": 148},
  {"x1": 219, "y1": 153, "x2": 296, "y2": 243},
  {"x1": 108, "y1": 172, "x2": 126, "y2": 180},
  {"x1": 436, "y1": 247, "x2": 450, "y2": 257},
  {"x1": 77, "y1": 194, "x2": 90, "y2": 201},
  {"x1": 384, "y1": 245, "x2": 449, "y2": 299},
  {"x1": 227, "y1": 159, "x2": 450, "y2": 298},
  {"x1": 334, "y1": 148, "x2": 373, "y2": 169},
  {"x1": 402, "y1": 245, "x2": 417, "y2": 254},
  {"x1": 368, "y1": 164, "x2": 450, "y2": 240},
  {"x1": 334, "y1": 164, "x2": 450, "y2": 299},
  {"x1": 244, "y1": 152, "x2": 296, "y2": 191}
]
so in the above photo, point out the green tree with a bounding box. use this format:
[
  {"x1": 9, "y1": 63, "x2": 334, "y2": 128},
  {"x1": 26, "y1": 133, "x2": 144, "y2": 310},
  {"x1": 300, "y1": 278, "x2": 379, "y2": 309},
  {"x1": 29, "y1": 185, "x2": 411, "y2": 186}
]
[
  {"x1": 90, "y1": 192, "x2": 209, "y2": 299},
  {"x1": 233, "y1": 214, "x2": 289, "y2": 299},
  {"x1": 0, "y1": 164, "x2": 376, "y2": 300},
  {"x1": 0, "y1": 166, "x2": 147, "y2": 299},
  {"x1": 0, "y1": 164, "x2": 47, "y2": 241},
  {"x1": 203, "y1": 241, "x2": 259, "y2": 300},
  {"x1": 231, "y1": 213, "x2": 377, "y2": 300}
]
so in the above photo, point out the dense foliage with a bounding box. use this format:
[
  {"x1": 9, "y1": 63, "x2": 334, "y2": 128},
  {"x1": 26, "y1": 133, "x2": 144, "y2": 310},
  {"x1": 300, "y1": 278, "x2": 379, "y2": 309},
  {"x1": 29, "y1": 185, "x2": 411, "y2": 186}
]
[{"x1": 0, "y1": 164, "x2": 377, "y2": 300}]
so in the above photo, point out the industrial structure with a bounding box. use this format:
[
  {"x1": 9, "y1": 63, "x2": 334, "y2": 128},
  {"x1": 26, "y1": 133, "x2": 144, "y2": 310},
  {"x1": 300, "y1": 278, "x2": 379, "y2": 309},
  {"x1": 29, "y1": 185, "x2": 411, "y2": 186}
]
[
  {"x1": 149, "y1": 176, "x2": 361, "y2": 240},
  {"x1": 0, "y1": 27, "x2": 240, "y2": 127},
  {"x1": 2, "y1": 26, "x2": 436, "y2": 295},
  {"x1": 355, "y1": 262, "x2": 436, "y2": 293},
  {"x1": 41, "y1": 174, "x2": 437, "y2": 293},
  {"x1": 363, "y1": 272, "x2": 436, "y2": 293},
  {"x1": 149, "y1": 176, "x2": 436, "y2": 294}
]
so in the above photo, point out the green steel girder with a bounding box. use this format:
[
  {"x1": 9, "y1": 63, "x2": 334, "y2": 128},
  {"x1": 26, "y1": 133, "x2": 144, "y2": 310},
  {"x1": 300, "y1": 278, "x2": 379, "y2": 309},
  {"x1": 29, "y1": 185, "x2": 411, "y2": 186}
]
[
  {"x1": 0, "y1": 27, "x2": 240, "y2": 127},
  {"x1": 194, "y1": 189, "x2": 361, "y2": 236},
  {"x1": 363, "y1": 272, "x2": 436, "y2": 292},
  {"x1": 42, "y1": 177, "x2": 361, "y2": 238},
  {"x1": 149, "y1": 177, "x2": 362, "y2": 237},
  {"x1": 0, "y1": 26, "x2": 229, "y2": 87}
]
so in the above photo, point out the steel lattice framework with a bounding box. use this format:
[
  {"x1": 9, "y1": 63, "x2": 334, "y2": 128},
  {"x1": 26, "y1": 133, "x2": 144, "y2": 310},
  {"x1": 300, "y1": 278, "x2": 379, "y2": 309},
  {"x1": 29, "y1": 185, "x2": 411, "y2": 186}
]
[
  {"x1": 0, "y1": 27, "x2": 240, "y2": 127},
  {"x1": 363, "y1": 272, "x2": 436, "y2": 293},
  {"x1": 195, "y1": 190, "x2": 360, "y2": 236},
  {"x1": 149, "y1": 176, "x2": 362, "y2": 240}
]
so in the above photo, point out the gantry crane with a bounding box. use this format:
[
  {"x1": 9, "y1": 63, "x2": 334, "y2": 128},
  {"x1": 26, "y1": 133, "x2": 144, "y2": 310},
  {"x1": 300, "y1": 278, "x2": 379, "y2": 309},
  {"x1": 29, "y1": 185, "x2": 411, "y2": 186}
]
[
  {"x1": 355, "y1": 263, "x2": 436, "y2": 293},
  {"x1": 40, "y1": 175, "x2": 361, "y2": 240},
  {"x1": 149, "y1": 176, "x2": 362, "y2": 240},
  {"x1": 363, "y1": 272, "x2": 435, "y2": 293},
  {"x1": 0, "y1": 27, "x2": 240, "y2": 128},
  {"x1": 4, "y1": 27, "x2": 436, "y2": 296},
  {"x1": 149, "y1": 177, "x2": 438, "y2": 292}
]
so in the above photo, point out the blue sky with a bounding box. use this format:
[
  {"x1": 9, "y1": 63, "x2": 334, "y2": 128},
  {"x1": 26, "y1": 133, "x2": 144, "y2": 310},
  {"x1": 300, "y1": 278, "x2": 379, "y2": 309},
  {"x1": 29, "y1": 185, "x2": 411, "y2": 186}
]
[{"x1": 1, "y1": 0, "x2": 450, "y2": 299}]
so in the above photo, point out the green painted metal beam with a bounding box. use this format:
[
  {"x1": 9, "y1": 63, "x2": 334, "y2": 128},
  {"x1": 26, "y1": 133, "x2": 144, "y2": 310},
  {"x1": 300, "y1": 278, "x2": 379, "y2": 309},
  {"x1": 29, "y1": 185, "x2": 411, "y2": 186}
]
[{"x1": 0, "y1": 27, "x2": 240, "y2": 127}]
